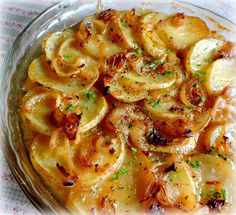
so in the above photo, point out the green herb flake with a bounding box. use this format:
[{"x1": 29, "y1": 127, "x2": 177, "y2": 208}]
[
  {"x1": 193, "y1": 70, "x2": 207, "y2": 82},
  {"x1": 204, "y1": 57, "x2": 212, "y2": 63},
  {"x1": 212, "y1": 48, "x2": 217, "y2": 55},
  {"x1": 125, "y1": 63, "x2": 130, "y2": 68},
  {"x1": 187, "y1": 160, "x2": 201, "y2": 168},
  {"x1": 66, "y1": 104, "x2": 75, "y2": 111},
  {"x1": 63, "y1": 54, "x2": 70, "y2": 60},
  {"x1": 135, "y1": 47, "x2": 142, "y2": 55},
  {"x1": 85, "y1": 91, "x2": 96, "y2": 100},
  {"x1": 200, "y1": 96, "x2": 206, "y2": 103},
  {"x1": 151, "y1": 99, "x2": 161, "y2": 107},
  {"x1": 110, "y1": 168, "x2": 129, "y2": 181},
  {"x1": 164, "y1": 49, "x2": 171, "y2": 54},
  {"x1": 195, "y1": 82, "x2": 201, "y2": 88},
  {"x1": 131, "y1": 147, "x2": 137, "y2": 153},
  {"x1": 164, "y1": 70, "x2": 174, "y2": 75},
  {"x1": 221, "y1": 188, "x2": 227, "y2": 200},
  {"x1": 196, "y1": 64, "x2": 202, "y2": 67}
]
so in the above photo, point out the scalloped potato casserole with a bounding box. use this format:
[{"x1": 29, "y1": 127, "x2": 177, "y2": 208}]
[{"x1": 20, "y1": 9, "x2": 236, "y2": 214}]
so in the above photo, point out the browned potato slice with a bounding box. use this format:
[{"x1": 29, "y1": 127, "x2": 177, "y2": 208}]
[
  {"x1": 77, "y1": 16, "x2": 121, "y2": 58},
  {"x1": 206, "y1": 58, "x2": 236, "y2": 95},
  {"x1": 157, "y1": 13, "x2": 209, "y2": 51},
  {"x1": 28, "y1": 55, "x2": 99, "y2": 96}
]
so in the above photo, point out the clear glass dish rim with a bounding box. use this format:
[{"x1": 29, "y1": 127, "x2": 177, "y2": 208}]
[{"x1": 0, "y1": 0, "x2": 235, "y2": 214}]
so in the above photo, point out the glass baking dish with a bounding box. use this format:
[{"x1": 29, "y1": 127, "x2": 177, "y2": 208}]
[{"x1": 0, "y1": 0, "x2": 235, "y2": 214}]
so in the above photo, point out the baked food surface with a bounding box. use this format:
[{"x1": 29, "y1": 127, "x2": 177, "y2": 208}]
[{"x1": 20, "y1": 9, "x2": 236, "y2": 214}]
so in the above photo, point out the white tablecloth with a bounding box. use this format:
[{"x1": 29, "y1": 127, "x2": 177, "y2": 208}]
[{"x1": 0, "y1": 0, "x2": 235, "y2": 214}]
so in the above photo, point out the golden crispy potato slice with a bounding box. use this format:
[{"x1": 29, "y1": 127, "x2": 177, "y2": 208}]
[
  {"x1": 157, "y1": 13, "x2": 209, "y2": 51},
  {"x1": 20, "y1": 87, "x2": 61, "y2": 135},
  {"x1": 186, "y1": 38, "x2": 226, "y2": 74},
  {"x1": 77, "y1": 16, "x2": 121, "y2": 58},
  {"x1": 78, "y1": 88, "x2": 108, "y2": 133},
  {"x1": 28, "y1": 55, "x2": 99, "y2": 96},
  {"x1": 74, "y1": 132, "x2": 126, "y2": 186},
  {"x1": 206, "y1": 58, "x2": 236, "y2": 95},
  {"x1": 42, "y1": 29, "x2": 74, "y2": 61},
  {"x1": 186, "y1": 154, "x2": 236, "y2": 206},
  {"x1": 139, "y1": 12, "x2": 167, "y2": 56},
  {"x1": 161, "y1": 162, "x2": 197, "y2": 211}
]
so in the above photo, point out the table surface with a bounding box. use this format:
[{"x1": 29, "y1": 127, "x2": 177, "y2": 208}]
[{"x1": 0, "y1": 0, "x2": 235, "y2": 214}]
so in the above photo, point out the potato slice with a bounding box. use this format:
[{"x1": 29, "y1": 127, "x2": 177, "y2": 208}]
[
  {"x1": 74, "y1": 132, "x2": 126, "y2": 186},
  {"x1": 129, "y1": 120, "x2": 198, "y2": 154},
  {"x1": 42, "y1": 29, "x2": 74, "y2": 61},
  {"x1": 186, "y1": 38, "x2": 226, "y2": 74},
  {"x1": 186, "y1": 154, "x2": 236, "y2": 206},
  {"x1": 120, "y1": 70, "x2": 176, "y2": 90},
  {"x1": 107, "y1": 11, "x2": 137, "y2": 49},
  {"x1": 161, "y1": 162, "x2": 197, "y2": 211},
  {"x1": 28, "y1": 55, "x2": 99, "y2": 96},
  {"x1": 139, "y1": 12, "x2": 167, "y2": 56},
  {"x1": 58, "y1": 38, "x2": 85, "y2": 64},
  {"x1": 20, "y1": 87, "x2": 61, "y2": 135},
  {"x1": 78, "y1": 88, "x2": 108, "y2": 133},
  {"x1": 201, "y1": 123, "x2": 236, "y2": 154},
  {"x1": 157, "y1": 13, "x2": 209, "y2": 50},
  {"x1": 77, "y1": 16, "x2": 121, "y2": 58},
  {"x1": 30, "y1": 134, "x2": 73, "y2": 202},
  {"x1": 106, "y1": 78, "x2": 148, "y2": 102},
  {"x1": 206, "y1": 58, "x2": 236, "y2": 95}
]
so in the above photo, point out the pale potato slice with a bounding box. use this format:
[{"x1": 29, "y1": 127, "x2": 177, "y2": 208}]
[
  {"x1": 28, "y1": 55, "x2": 99, "y2": 96},
  {"x1": 74, "y1": 132, "x2": 126, "y2": 186},
  {"x1": 139, "y1": 12, "x2": 167, "y2": 56},
  {"x1": 157, "y1": 13, "x2": 209, "y2": 50},
  {"x1": 144, "y1": 96, "x2": 190, "y2": 122},
  {"x1": 161, "y1": 162, "x2": 197, "y2": 211},
  {"x1": 186, "y1": 38, "x2": 226, "y2": 74},
  {"x1": 78, "y1": 88, "x2": 108, "y2": 133},
  {"x1": 206, "y1": 58, "x2": 236, "y2": 95},
  {"x1": 20, "y1": 87, "x2": 61, "y2": 135},
  {"x1": 77, "y1": 16, "x2": 121, "y2": 58},
  {"x1": 187, "y1": 154, "x2": 236, "y2": 205},
  {"x1": 120, "y1": 70, "x2": 176, "y2": 90},
  {"x1": 30, "y1": 134, "x2": 73, "y2": 202},
  {"x1": 42, "y1": 29, "x2": 74, "y2": 61},
  {"x1": 201, "y1": 123, "x2": 236, "y2": 154},
  {"x1": 58, "y1": 38, "x2": 86, "y2": 64},
  {"x1": 106, "y1": 79, "x2": 148, "y2": 102}
]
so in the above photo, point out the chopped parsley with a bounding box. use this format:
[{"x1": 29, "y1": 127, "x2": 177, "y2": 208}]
[
  {"x1": 151, "y1": 99, "x2": 161, "y2": 107},
  {"x1": 193, "y1": 70, "x2": 207, "y2": 82},
  {"x1": 110, "y1": 168, "x2": 129, "y2": 181},
  {"x1": 195, "y1": 82, "x2": 201, "y2": 88},
  {"x1": 204, "y1": 57, "x2": 212, "y2": 63},
  {"x1": 221, "y1": 188, "x2": 227, "y2": 200},
  {"x1": 131, "y1": 147, "x2": 137, "y2": 153},
  {"x1": 135, "y1": 47, "x2": 142, "y2": 55},
  {"x1": 164, "y1": 70, "x2": 174, "y2": 75},
  {"x1": 196, "y1": 64, "x2": 202, "y2": 67},
  {"x1": 212, "y1": 48, "x2": 217, "y2": 55},
  {"x1": 85, "y1": 91, "x2": 96, "y2": 100},
  {"x1": 164, "y1": 49, "x2": 171, "y2": 54},
  {"x1": 63, "y1": 54, "x2": 70, "y2": 60},
  {"x1": 65, "y1": 104, "x2": 75, "y2": 111},
  {"x1": 200, "y1": 96, "x2": 206, "y2": 103},
  {"x1": 187, "y1": 160, "x2": 201, "y2": 168}
]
